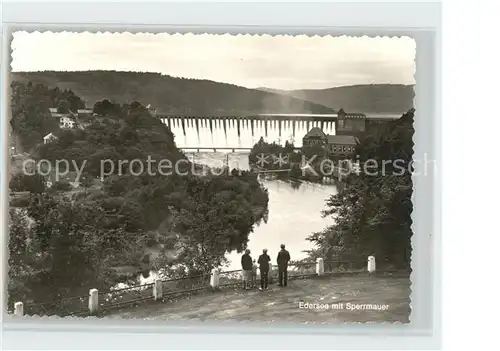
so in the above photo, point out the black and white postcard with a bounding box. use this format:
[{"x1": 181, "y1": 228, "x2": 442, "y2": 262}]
[{"x1": 7, "y1": 32, "x2": 415, "y2": 324}]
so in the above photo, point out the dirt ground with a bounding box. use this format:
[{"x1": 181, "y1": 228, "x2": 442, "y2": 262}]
[{"x1": 107, "y1": 275, "x2": 411, "y2": 324}]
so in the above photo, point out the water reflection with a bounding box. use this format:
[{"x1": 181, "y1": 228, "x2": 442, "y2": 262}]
[
  {"x1": 174, "y1": 152, "x2": 337, "y2": 271},
  {"x1": 124, "y1": 122, "x2": 339, "y2": 284}
]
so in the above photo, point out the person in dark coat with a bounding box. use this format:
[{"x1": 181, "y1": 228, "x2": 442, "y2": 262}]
[
  {"x1": 277, "y1": 244, "x2": 291, "y2": 287},
  {"x1": 257, "y1": 248, "x2": 271, "y2": 291},
  {"x1": 241, "y1": 249, "x2": 253, "y2": 290}
]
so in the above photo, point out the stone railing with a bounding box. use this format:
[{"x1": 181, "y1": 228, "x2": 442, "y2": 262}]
[{"x1": 12, "y1": 256, "x2": 378, "y2": 317}]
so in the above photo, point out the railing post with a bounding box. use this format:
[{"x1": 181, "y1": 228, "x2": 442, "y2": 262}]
[
  {"x1": 153, "y1": 279, "x2": 163, "y2": 300},
  {"x1": 268, "y1": 265, "x2": 273, "y2": 284},
  {"x1": 316, "y1": 258, "x2": 325, "y2": 276},
  {"x1": 88, "y1": 288, "x2": 99, "y2": 315},
  {"x1": 367, "y1": 256, "x2": 376, "y2": 273},
  {"x1": 14, "y1": 302, "x2": 24, "y2": 316},
  {"x1": 210, "y1": 268, "x2": 220, "y2": 289}
]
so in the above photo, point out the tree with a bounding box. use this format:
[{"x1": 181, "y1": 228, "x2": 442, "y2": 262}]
[
  {"x1": 57, "y1": 99, "x2": 71, "y2": 113},
  {"x1": 289, "y1": 164, "x2": 303, "y2": 182},
  {"x1": 10, "y1": 81, "x2": 63, "y2": 151},
  {"x1": 9, "y1": 173, "x2": 45, "y2": 193},
  {"x1": 60, "y1": 89, "x2": 85, "y2": 112},
  {"x1": 93, "y1": 99, "x2": 122, "y2": 117},
  {"x1": 49, "y1": 180, "x2": 72, "y2": 192},
  {"x1": 8, "y1": 208, "x2": 35, "y2": 308},
  {"x1": 8, "y1": 84, "x2": 271, "y2": 314},
  {"x1": 174, "y1": 176, "x2": 266, "y2": 274},
  {"x1": 80, "y1": 172, "x2": 93, "y2": 192},
  {"x1": 306, "y1": 109, "x2": 414, "y2": 269},
  {"x1": 10, "y1": 195, "x2": 135, "y2": 308}
]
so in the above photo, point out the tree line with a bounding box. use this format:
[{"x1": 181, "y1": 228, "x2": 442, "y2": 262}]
[
  {"x1": 12, "y1": 71, "x2": 336, "y2": 116},
  {"x1": 10, "y1": 81, "x2": 86, "y2": 152},
  {"x1": 8, "y1": 81, "x2": 269, "y2": 312},
  {"x1": 247, "y1": 110, "x2": 414, "y2": 269},
  {"x1": 248, "y1": 137, "x2": 337, "y2": 186},
  {"x1": 305, "y1": 109, "x2": 415, "y2": 269}
]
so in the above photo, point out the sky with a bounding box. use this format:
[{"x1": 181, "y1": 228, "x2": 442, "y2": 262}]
[{"x1": 11, "y1": 31, "x2": 416, "y2": 90}]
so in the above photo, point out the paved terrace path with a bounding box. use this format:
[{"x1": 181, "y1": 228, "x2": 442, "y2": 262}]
[{"x1": 108, "y1": 275, "x2": 411, "y2": 323}]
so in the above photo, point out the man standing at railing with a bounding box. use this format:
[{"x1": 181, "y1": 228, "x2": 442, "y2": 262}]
[
  {"x1": 258, "y1": 248, "x2": 271, "y2": 291},
  {"x1": 241, "y1": 249, "x2": 253, "y2": 290},
  {"x1": 277, "y1": 244, "x2": 291, "y2": 287}
]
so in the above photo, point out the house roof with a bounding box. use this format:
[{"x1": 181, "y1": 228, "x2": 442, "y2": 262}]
[
  {"x1": 49, "y1": 107, "x2": 75, "y2": 119},
  {"x1": 303, "y1": 127, "x2": 326, "y2": 138},
  {"x1": 326, "y1": 135, "x2": 358, "y2": 145},
  {"x1": 43, "y1": 132, "x2": 59, "y2": 139},
  {"x1": 77, "y1": 109, "x2": 93, "y2": 114}
]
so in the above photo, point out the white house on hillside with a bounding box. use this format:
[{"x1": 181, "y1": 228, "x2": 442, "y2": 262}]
[
  {"x1": 43, "y1": 132, "x2": 59, "y2": 144},
  {"x1": 49, "y1": 107, "x2": 78, "y2": 129},
  {"x1": 60, "y1": 116, "x2": 77, "y2": 129}
]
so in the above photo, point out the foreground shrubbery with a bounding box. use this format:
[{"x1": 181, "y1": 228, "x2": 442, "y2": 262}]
[
  {"x1": 248, "y1": 138, "x2": 333, "y2": 185},
  {"x1": 8, "y1": 81, "x2": 269, "y2": 310},
  {"x1": 305, "y1": 110, "x2": 414, "y2": 269}
]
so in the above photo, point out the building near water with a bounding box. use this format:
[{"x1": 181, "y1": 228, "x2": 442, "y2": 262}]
[
  {"x1": 335, "y1": 108, "x2": 366, "y2": 136},
  {"x1": 302, "y1": 127, "x2": 327, "y2": 147},
  {"x1": 302, "y1": 126, "x2": 358, "y2": 159},
  {"x1": 325, "y1": 135, "x2": 358, "y2": 158}
]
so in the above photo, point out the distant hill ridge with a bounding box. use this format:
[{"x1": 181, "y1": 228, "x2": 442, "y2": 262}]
[
  {"x1": 11, "y1": 71, "x2": 412, "y2": 116},
  {"x1": 259, "y1": 84, "x2": 414, "y2": 114},
  {"x1": 11, "y1": 71, "x2": 336, "y2": 116}
]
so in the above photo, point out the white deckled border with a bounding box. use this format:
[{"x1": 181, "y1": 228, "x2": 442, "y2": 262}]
[{"x1": 1, "y1": 1, "x2": 440, "y2": 350}]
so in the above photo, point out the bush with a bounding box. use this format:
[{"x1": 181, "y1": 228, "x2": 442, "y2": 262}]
[
  {"x1": 10, "y1": 196, "x2": 30, "y2": 208},
  {"x1": 50, "y1": 181, "x2": 73, "y2": 192}
]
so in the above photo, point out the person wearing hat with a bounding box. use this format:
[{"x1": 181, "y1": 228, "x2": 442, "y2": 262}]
[
  {"x1": 277, "y1": 244, "x2": 291, "y2": 287},
  {"x1": 257, "y1": 248, "x2": 271, "y2": 291}
]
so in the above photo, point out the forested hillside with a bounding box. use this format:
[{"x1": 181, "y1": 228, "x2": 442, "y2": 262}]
[
  {"x1": 8, "y1": 81, "x2": 269, "y2": 312},
  {"x1": 11, "y1": 71, "x2": 335, "y2": 115},
  {"x1": 260, "y1": 84, "x2": 414, "y2": 114}
]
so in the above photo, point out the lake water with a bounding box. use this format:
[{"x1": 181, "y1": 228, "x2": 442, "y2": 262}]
[
  {"x1": 186, "y1": 152, "x2": 337, "y2": 270},
  {"x1": 126, "y1": 117, "x2": 338, "y2": 288},
  {"x1": 166, "y1": 118, "x2": 338, "y2": 270},
  {"x1": 117, "y1": 114, "x2": 404, "y2": 286}
]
